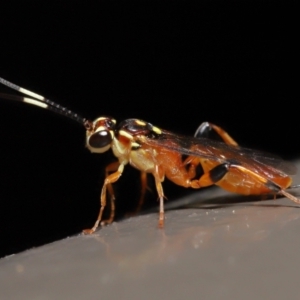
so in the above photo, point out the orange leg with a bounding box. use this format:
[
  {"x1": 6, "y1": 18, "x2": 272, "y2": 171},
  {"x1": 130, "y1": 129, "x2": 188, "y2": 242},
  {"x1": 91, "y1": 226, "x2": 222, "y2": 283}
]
[
  {"x1": 154, "y1": 177, "x2": 165, "y2": 228},
  {"x1": 83, "y1": 163, "x2": 125, "y2": 234},
  {"x1": 193, "y1": 162, "x2": 300, "y2": 205},
  {"x1": 101, "y1": 161, "x2": 120, "y2": 224},
  {"x1": 188, "y1": 165, "x2": 222, "y2": 189},
  {"x1": 279, "y1": 189, "x2": 300, "y2": 204},
  {"x1": 152, "y1": 166, "x2": 166, "y2": 228},
  {"x1": 125, "y1": 171, "x2": 148, "y2": 216},
  {"x1": 177, "y1": 122, "x2": 239, "y2": 188},
  {"x1": 191, "y1": 162, "x2": 268, "y2": 190},
  {"x1": 194, "y1": 122, "x2": 238, "y2": 146},
  {"x1": 183, "y1": 156, "x2": 200, "y2": 179},
  {"x1": 133, "y1": 171, "x2": 148, "y2": 213},
  {"x1": 187, "y1": 162, "x2": 261, "y2": 190},
  {"x1": 183, "y1": 121, "x2": 239, "y2": 186},
  {"x1": 230, "y1": 165, "x2": 300, "y2": 204},
  {"x1": 105, "y1": 161, "x2": 120, "y2": 201},
  {"x1": 191, "y1": 123, "x2": 299, "y2": 204}
]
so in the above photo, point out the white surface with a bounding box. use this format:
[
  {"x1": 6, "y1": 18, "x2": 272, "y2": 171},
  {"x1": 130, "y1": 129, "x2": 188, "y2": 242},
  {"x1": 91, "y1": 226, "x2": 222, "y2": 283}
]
[{"x1": 1, "y1": 163, "x2": 300, "y2": 300}]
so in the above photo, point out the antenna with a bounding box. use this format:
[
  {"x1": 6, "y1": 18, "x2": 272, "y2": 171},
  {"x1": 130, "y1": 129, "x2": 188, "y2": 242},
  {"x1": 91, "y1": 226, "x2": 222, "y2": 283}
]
[{"x1": 0, "y1": 77, "x2": 88, "y2": 126}]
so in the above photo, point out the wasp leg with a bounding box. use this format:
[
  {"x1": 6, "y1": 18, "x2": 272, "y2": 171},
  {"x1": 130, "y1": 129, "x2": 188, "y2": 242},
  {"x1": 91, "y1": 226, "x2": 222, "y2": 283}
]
[
  {"x1": 182, "y1": 156, "x2": 200, "y2": 180},
  {"x1": 105, "y1": 161, "x2": 120, "y2": 199},
  {"x1": 194, "y1": 122, "x2": 238, "y2": 146},
  {"x1": 183, "y1": 123, "x2": 238, "y2": 186},
  {"x1": 137, "y1": 171, "x2": 148, "y2": 212},
  {"x1": 279, "y1": 190, "x2": 300, "y2": 204},
  {"x1": 189, "y1": 162, "x2": 231, "y2": 188},
  {"x1": 190, "y1": 162, "x2": 246, "y2": 189},
  {"x1": 126, "y1": 171, "x2": 148, "y2": 217},
  {"x1": 194, "y1": 162, "x2": 273, "y2": 189},
  {"x1": 100, "y1": 161, "x2": 120, "y2": 225},
  {"x1": 152, "y1": 170, "x2": 166, "y2": 228},
  {"x1": 260, "y1": 178, "x2": 300, "y2": 204},
  {"x1": 212, "y1": 163, "x2": 300, "y2": 205},
  {"x1": 83, "y1": 164, "x2": 125, "y2": 234},
  {"x1": 182, "y1": 156, "x2": 230, "y2": 189}
]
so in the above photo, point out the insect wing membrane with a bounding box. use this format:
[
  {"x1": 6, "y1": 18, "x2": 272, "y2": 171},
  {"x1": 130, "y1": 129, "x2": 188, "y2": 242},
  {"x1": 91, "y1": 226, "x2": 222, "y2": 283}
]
[{"x1": 143, "y1": 130, "x2": 296, "y2": 176}]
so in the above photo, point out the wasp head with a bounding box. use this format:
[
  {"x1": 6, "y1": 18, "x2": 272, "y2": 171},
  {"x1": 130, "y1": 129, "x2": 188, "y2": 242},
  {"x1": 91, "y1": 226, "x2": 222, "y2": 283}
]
[{"x1": 85, "y1": 117, "x2": 116, "y2": 153}]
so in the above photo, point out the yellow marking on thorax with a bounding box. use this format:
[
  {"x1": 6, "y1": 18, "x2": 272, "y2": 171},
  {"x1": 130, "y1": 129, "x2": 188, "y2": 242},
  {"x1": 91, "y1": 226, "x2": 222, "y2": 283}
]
[
  {"x1": 119, "y1": 130, "x2": 133, "y2": 140},
  {"x1": 135, "y1": 120, "x2": 146, "y2": 126},
  {"x1": 152, "y1": 126, "x2": 162, "y2": 135}
]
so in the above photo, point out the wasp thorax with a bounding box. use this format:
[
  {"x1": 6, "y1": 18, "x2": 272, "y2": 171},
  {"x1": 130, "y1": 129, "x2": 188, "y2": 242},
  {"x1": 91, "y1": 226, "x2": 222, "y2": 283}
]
[
  {"x1": 117, "y1": 119, "x2": 162, "y2": 138},
  {"x1": 86, "y1": 116, "x2": 116, "y2": 153}
]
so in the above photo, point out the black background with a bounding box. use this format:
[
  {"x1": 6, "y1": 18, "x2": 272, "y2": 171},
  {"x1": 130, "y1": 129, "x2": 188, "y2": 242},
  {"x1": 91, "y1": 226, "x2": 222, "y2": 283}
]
[{"x1": 0, "y1": 1, "x2": 298, "y2": 257}]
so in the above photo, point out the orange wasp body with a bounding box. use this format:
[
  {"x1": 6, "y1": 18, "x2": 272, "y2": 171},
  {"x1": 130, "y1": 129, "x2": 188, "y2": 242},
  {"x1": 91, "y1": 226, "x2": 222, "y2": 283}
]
[{"x1": 0, "y1": 77, "x2": 298, "y2": 234}]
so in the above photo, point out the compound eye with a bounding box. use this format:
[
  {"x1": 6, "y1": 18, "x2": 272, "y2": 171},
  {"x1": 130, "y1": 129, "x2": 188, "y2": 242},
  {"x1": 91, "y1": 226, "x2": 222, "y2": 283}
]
[{"x1": 89, "y1": 130, "x2": 112, "y2": 148}]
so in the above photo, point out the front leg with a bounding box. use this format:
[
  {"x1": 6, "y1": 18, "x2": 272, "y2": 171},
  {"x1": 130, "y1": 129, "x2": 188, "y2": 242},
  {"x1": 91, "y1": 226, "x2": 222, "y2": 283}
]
[
  {"x1": 102, "y1": 161, "x2": 120, "y2": 225},
  {"x1": 83, "y1": 163, "x2": 125, "y2": 234}
]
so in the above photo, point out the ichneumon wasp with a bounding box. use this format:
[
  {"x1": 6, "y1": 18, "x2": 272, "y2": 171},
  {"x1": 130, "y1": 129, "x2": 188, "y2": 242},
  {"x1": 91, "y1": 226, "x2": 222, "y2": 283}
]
[{"x1": 1, "y1": 76, "x2": 299, "y2": 234}]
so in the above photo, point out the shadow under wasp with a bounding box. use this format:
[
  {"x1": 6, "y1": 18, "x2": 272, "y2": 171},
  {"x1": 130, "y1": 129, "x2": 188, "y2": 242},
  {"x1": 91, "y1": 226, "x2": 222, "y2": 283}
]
[{"x1": 1, "y1": 76, "x2": 299, "y2": 234}]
